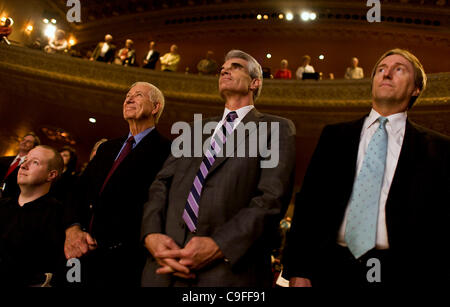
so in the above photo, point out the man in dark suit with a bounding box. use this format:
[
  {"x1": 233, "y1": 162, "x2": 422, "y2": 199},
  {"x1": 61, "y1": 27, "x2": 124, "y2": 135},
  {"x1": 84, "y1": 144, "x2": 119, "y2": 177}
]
[
  {"x1": 90, "y1": 34, "x2": 116, "y2": 64},
  {"x1": 140, "y1": 50, "x2": 296, "y2": 287},
  {"x1": 283, "y1": 49, "x2": 450, "y2": 287},
  {"x1": 142, "y1": 41, "x2": 160, "y2": 70},
  {"x1": 0, "y1": 132, "x2": 40, "y2": 199},
  {"x1": 63, "y1": 82, "x2": 171, "y2": 287}
]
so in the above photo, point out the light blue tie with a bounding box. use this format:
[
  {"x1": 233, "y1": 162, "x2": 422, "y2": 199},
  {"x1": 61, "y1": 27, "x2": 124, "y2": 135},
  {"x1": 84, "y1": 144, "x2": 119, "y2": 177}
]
[{"x1": 345, "y1": 116, "x2": 388, "y2": 259}]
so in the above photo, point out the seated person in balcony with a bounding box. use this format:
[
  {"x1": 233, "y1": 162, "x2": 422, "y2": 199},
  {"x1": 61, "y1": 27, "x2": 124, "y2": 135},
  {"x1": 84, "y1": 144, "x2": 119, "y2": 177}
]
[
  {"x1": 295, "y1": 55, "x2": 315, "y2": 80},
  {"x1": 160, "y1": 44, "x2": 180, "y2": 72},
  {"x1": 44, "y1": 29, "x2": 68, "y2": 54},
  {"x1": 275, "y1": 59, "x2": 292, "y2": 79},
  {"x1": 90, "y1": 34, "x2": 116, "y2": 63},
  {"x1": 114, "y1": 39, "x2": 136, "y2": 66},
  {"x1": 0, "y1": 145, "x2": 65, "y2": 287},
  {"x1": 142, "y1": 41, "x2": 160, "y2": 69},
  {"x1": 345, "y1": 57, "x2": 364, "y2": 80},
  {"x1": 197, "y1": 50, "x2": 218, "y2": 75}
]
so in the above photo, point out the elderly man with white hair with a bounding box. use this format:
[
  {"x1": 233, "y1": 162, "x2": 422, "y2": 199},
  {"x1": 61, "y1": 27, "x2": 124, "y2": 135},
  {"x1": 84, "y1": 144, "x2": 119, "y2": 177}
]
[{"x1": 63, "y1": 82, "x2": 171, "y2": 287}]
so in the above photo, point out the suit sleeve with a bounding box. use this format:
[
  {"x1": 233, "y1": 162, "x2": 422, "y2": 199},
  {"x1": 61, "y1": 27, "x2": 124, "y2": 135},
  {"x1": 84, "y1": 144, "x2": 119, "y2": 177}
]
[
  {"x1": 140, "y1": 153, "x2": 178, "y2": 241},
  {"x1": 211, "y1": 118, "x2": 297, "y2": 267},
  {"x1": 63, "y1": 143, "x2": 108, "y2": 230}
]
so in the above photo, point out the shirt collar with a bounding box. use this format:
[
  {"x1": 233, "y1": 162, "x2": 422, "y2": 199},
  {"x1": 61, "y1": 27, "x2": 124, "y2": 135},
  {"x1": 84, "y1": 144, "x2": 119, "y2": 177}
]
[
  {"x1": 365, "y1": 108, "x2": 407, "y2": 134},
  {"x1": 221, "y1": 105, "x2": 254, "y2": 123},
  {"x1": 128, "y1": 127, "x2": 154, "y2": 146}
]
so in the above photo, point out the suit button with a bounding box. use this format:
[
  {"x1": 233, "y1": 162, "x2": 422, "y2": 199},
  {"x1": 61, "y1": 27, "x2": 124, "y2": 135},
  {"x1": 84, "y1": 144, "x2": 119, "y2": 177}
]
[{"x1": 179, "y1": 222, "x2": 185, "y2": 229}]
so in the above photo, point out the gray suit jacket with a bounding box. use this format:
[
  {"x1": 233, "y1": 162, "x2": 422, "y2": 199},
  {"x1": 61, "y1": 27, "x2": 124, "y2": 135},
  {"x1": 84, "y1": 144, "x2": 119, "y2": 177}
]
[{"x1": 141, "y1": 108, "x2": 296, "y2": 286}]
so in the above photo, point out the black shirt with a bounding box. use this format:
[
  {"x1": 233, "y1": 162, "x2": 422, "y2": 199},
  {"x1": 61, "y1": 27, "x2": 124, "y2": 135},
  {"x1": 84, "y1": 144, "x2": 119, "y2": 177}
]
[{"x1": 0, "y1": 194, "x2": 65, "y2": 286}]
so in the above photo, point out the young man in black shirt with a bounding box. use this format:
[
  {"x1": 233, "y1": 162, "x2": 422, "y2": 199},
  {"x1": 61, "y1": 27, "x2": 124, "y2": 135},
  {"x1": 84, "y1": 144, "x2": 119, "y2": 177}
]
[{"x1": 0, "y1": 145, "x2": 64, "y2": 286}]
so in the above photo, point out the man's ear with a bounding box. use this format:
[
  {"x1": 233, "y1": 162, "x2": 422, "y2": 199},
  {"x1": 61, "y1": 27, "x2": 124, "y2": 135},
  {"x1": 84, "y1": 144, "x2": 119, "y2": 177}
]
[
  {"x1": 250, "y1": 78, "x2": 261, "y2": 92},
  {"x1": 47, "y1": 170, "x2": 58, "y2": 182},
  {"x1": 152, "y1": 102, "x2": 161, "y2": 116},
  {"x1": 412, "y1": 87, "x2": 420, "y2": 97}
]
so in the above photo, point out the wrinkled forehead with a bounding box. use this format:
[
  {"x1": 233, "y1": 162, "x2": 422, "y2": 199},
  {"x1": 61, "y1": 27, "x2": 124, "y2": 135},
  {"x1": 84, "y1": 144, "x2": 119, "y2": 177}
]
[
  {"x1": 128, "y1": 83, "x2": 150, "y2": 95},
  {"x1": 379, "y1": 54, "x2": 413, "y2": 70},
  {"x1": 222, "y1": 57, "x2": 249, "y2": 69}
]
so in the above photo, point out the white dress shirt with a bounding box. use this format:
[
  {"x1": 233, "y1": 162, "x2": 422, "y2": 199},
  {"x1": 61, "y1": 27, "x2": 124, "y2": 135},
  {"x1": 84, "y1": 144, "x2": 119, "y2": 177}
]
[
  {"x1": 11, "y1": 154, "x2": 26, "y2": 166},
  {"x1": 295, "y1": 65, "x2": 315, "y2": 80},
  {"x1": 337, "y1": 109, "x2": 407, "y2": 249},
  {"x1": 210, "y1": 105, "x2": 254, "y2": 144},
  {"x1": 146, "y1": 50, "x2": 154, "y2": 61},
  {"x1": 100, "y1": 42, "x2": 110, "y2": 57}
]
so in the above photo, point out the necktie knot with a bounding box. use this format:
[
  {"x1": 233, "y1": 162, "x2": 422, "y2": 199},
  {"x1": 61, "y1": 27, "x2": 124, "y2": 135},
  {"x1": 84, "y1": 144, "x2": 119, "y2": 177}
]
[
  {"x1": 127, "y1": 136, "x2": 135, "y2": 145},
  {"x1": 378, "y1": 116, "x2": 388, "y2": 128},
  {"x1": 226, "y1": 111, "x2": 238, "y2": 122}
]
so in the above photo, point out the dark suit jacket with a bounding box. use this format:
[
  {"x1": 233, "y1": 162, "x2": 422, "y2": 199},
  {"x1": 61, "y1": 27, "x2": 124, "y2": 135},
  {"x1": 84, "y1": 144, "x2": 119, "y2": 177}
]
[
  {"x1": 64, "y1": 129, "x2": 170, "y2": 284},
  {"x1": 141, "y1": 108, "x2": 296, "y2": 287},
  {"x1": 283, "y1": 116, "x2": 450, "y2": 286},
  {"x1": 0, "y1": 156, "x2": 20, "y2": 199},
  {"x1": 92, "y1": 42, "x2": 116, "y2": 63},
  {"x1": 142, "y1": 50, "x2": 160, "y2": 69}
]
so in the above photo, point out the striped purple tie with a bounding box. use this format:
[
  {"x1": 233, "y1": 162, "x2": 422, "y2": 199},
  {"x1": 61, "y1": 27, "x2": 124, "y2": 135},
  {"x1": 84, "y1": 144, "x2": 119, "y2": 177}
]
[{"x1": 182, "y1": 111, "x2": 238, "y2": 232}]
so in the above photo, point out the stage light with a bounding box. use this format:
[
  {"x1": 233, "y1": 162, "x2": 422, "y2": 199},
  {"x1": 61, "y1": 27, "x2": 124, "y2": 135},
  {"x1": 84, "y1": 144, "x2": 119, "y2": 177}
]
[
  {"x1": 51, "y1": 18, "x2": 56, "y2": 24},
  {"x1": 278, "y1": 14, "x2": 284, "y2": 20},
  {"x1": 44, "y1": 24, "x2": 56, "y2": 39},
  {"x1": 43, "y1": 18, "x2": 49, "y2": 24},
  {"x1": 286, "y1": 13, "x2": 294, "y2": 21},
  {"x1": 300, "y1": 11, "x2": 317, "y2": 21},
  {"x1": 263, "y1": 14, "x2": 268, "y2": 20},
  {"x1": 319, "y1": 54, "x2": 325, "y2": 60},
  {"x1": 257, "y1": 14, "x2": 262, "y2": 20},
  {"x1": 301, "y1": 11, "x2": 310, "y2": 21},
  {"x1": 25, "y1": 24, "x2": 33, "y2": 33},
  {"x1": 68, "y1": 37, "x2": 76, "y2": 46},
  {"x1": 89, "y1": 117, "x2": 96, "y2": 123},
  {"x1": 266, "y1": 53, "x2": 272, "y2": 59},
  {"x1": 0, "y1": 17, "x2": 6, "y2": 23}
]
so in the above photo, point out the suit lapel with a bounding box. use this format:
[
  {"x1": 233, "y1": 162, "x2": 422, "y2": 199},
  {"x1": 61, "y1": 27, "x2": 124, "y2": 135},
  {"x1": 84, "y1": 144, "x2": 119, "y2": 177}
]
[
  {"x1": 338, "y1": 116, "x2": 367, "y2": 209},
  {"x1": 384, "y1": 119, "x2": 418, "y2": 242}
]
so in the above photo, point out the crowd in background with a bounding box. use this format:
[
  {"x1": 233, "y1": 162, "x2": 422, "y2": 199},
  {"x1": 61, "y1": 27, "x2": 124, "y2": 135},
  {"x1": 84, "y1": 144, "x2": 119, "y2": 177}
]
[{"x1": 35, "y1": 31, "x2": 365, "y2": 79}]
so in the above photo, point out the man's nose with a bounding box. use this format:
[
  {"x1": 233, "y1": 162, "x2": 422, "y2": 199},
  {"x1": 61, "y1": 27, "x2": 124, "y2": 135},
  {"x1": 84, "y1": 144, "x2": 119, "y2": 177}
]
[
  {"x1": 221, "y1": 67, "x2": 230, "y2": 76},
  {"x1": 382, "y1": 67, "x2": 393, "y2": 79},
  {"x1": 20, "y1": 161, "x2": 29, "y2": 169}
]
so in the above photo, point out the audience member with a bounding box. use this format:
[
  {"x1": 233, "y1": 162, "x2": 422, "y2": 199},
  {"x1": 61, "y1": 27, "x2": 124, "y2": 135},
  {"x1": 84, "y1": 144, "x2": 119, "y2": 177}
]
[
  {"x1": 140, "y1": 50, "x2": 296, "y2": 287},
  {"x1": 142, "y1": 41, "x2": 160, "y2": 69},
  {"x1": 345, "y1": 57, "x2": 364, "y2": 79},
  {"x1": 295, "y1": 55, "x2": 315, "y2": 80},
  {"x1": 115, "y1": 39, "x2": 136, "y2": 66},
  {"x1": 90, "y1": 34, "x2": 116, "y2": 63},
  {"x1": 274, "y1": 59, "x2": 292, "y2": 79},
  {"x1": 44, "y1": 29, "x2": 68, "y2": 54},
  {"x1": 197, "y1": 50, "x2": 218, "y2": 75},
  {"x1": 50, "y1": 146, "x2": 78, "y2": 203},
  {"x1": 0, "y1": 132, "x2": 40, "y2": 199},
  {"x1": 160, "y1": 44, "x2": 180, "y2": 72},
  {"x1": 0, "y1": 145, "x2": 64, "y2": 287},
  {"x1": 283, "y1": 48, "x2": 450, "y2": 287},
  {"x1": 63, "y1": 82, "x2": 171, "y2": 287},
  {"x1": 89, "y1": 138, "x2": 108, "y2": 161}
]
